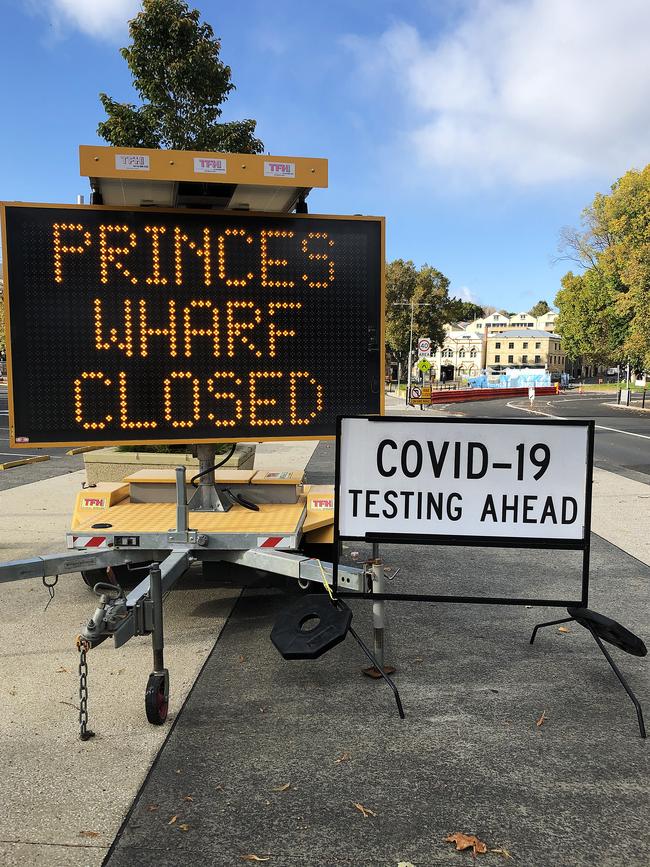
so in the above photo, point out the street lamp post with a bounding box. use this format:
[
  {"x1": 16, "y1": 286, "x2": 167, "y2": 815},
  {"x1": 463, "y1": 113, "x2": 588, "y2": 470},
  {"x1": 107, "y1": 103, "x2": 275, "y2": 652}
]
[{"x1": 393, "y1": 300, "x2": 432, "y2": 405}]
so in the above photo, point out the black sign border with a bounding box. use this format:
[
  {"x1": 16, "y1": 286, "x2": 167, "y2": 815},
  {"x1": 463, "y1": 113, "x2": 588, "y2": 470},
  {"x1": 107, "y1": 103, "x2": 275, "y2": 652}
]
[
  {"x1": 333, "y1": 415, "x2": 595, "y2": 608},
  {"x1": 1, "y1": 202, "x2": 385, "y2": 448}
]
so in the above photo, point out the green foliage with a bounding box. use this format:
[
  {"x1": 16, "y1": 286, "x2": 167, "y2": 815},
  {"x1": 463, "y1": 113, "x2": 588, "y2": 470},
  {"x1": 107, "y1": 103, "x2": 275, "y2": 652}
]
[
  {"x1": 528, "y1": 300, "x2": 551, "y2": 317},
  {"x1": 555, "y1": 271, "x2": 628, "y2": 363},
  {"x1": 445, "y1": 299, "x2": 485, "y2": 322},
  {"x1": 98, "y1": 0, "x2": 263, "y2": 153},
  {"x1": 556, "y1": 164, "x2": 650, "y2": 370},
  {"x1": 385, "y1": 260, "x2": 452, "y2": 363},
  {"x1": 115, "y1": 443, "x2": 232, "y2": 454}
]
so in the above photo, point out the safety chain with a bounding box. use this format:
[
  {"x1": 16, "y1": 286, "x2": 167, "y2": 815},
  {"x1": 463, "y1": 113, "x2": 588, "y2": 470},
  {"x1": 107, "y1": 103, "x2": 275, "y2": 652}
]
[
  {"x1": 42, "y1": 575, "x2": 58, "y2": 611},
  {"x1": 75, "y1": 636, "x2": 95, "y2": 742}
]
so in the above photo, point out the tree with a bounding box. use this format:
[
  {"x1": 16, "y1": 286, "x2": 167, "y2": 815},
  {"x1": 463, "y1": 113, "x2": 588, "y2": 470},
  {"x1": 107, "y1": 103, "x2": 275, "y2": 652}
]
[
  {"x1": 385, "y1": 260, "x2": 451, "y2": 366},
  {"x1": 528, "y1": 300, "x2": 551, "y2": 317},
  {"x1": 555, "y1": 270, "x2": 628, "y2": 364},
  {"x1": 98, "y1": 0, "x2": 263, "y2": 153},
  {"x1": 556, "y1": 164, "x2": 650, "y2": 370},
  {"x1": 445, "y1": 299, "x2": 485, "y2": 323}
]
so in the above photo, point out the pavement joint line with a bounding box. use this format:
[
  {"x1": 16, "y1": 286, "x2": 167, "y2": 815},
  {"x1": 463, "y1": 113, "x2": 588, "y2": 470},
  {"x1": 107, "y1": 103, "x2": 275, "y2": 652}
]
[
  {"x1": 0, "y1": 454, "x2": 50, "y2": 470},
  {"x1": 0, "y1": 839, "x2": 107, "y2": 851}
]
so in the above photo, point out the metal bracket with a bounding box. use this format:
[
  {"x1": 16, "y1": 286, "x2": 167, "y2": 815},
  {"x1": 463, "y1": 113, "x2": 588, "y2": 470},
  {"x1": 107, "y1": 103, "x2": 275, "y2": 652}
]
[{"x1": 166, "y1": 531, "x2": 199, "y2": 545}]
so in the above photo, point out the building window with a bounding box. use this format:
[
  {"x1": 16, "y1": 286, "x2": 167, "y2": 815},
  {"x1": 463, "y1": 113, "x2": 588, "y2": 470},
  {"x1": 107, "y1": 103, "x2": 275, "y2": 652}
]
[
  {"x1": 522, "y1": 355, "x2": 528, "y2": 363},
  {"x1": 523, "y1": 342, "x2": 528, "y2": 348},
  {"x1": 458, "y1": 349, "x2": 465, "y2": 357},
  {"x1": 495, "y1": 342, "x2": 501, "y2": 348},
  {"x1": 535, "y1": 355, "x2": 541, "y2": 363},
  {"x1": 535, "y1": 342, "x2": 541, "y2": 349},
  {"x1": 470, "y1": 348, "x2": 477, "y2": 357},
  {"x1": 494, "y1": 355, "x2": 500, "y2": 363},
  {"x1": 508, "y1": 355, "x2": 514, "y2": 363},
  {"x1": 508, "y1": 342, "x2": 514, "y2": 349}
]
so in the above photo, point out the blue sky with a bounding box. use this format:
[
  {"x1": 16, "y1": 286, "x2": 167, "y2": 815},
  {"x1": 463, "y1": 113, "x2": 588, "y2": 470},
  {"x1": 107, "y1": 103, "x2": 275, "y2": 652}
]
[{"x1": 1, "y1": 0, "x2": 649, "y2": 312}]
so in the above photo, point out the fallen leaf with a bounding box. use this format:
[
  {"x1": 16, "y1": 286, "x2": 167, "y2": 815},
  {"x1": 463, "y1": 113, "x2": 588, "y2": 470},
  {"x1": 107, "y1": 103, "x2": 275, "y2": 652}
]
[
  {"x1": 353, "y1": 802, "x2": 376, "y2": 818},
  {"x1": 536, "y1": 710, "x2": 547, "y2": 727},
  {"x1": 183, "y1": 795, "x2": 194, "y2": 802},
  {"x1": 56, "y1": 666, "x2": 69, "y2": 673},
  {"x1": 79, "y1": 830, "x2": 101, "y2": 838},
  {"x1": 271, "y1": 782, "x2": 291, "y2": 792},
  {"x1": 558, "y1": 626, "x2": 571, "y2": 634},
  {"x1": 491, "y1": 848, "x2": 512, "y2": 859},
  {"x1": 146, "y1": 804, "x2": 159, "y2": 812},
  {"x1": 241, "y1": 856, "x2": 270, "y2": 862},
  {"x1": 168, "y1": 815, "x2": 178, "y2": 825},
  {"x1": 334, "y1": 751, "x2": 351, "y2": 764},
  {"x1": 238, "y1": 655, "x2": 246, "y2": 664},
  {"x1": 445, "y1": 833, "x2": 488, "y2": 855},
  {"x1": 8, "y1": 688, "x2": 17, "y2": 696},
  {"x1": 178, "y1": 823, "x2": 191, "y2": 831}
]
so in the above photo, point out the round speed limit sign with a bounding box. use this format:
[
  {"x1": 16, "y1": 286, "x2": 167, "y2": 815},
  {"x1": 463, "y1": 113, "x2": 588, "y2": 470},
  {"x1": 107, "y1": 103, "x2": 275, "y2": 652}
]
[{"x1": 417, "y1": 337, "x2": 431, "y2": 355}]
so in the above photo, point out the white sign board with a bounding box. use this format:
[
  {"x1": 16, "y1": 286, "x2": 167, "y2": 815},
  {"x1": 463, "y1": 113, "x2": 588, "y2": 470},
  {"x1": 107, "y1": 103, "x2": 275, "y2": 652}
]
[
  {"x1": 417, "y1": 337, "x2": 431, "y2": 357},
  {"x1": 194, "y1": 157, "x2": 227, "y2": 174},
  {"x1": 337, "y1": 418, "x2": 591, "y2": 542},
  {"x1": 115, "y1": 154, "x2": 150, "y2": 171}
]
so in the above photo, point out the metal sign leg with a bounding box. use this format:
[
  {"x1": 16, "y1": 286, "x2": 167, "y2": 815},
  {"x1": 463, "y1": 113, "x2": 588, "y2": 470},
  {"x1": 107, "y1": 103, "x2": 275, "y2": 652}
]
[{"x1": 363, "y1": 544, "x2": 396, "y2": 678}]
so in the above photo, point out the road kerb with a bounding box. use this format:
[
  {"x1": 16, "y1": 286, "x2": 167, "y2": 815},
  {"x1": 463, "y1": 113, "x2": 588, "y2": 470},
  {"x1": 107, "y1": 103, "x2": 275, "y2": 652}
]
[{"x1": 0, "y1": 455, "x2": 50, "y2": 470}]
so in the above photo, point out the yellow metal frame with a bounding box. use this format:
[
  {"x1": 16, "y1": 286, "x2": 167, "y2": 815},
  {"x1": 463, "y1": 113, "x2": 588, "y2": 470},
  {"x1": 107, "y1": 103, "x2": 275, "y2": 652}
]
[
  {"x1": 79, "y1": 145, "x2": 328, "y2": 189},
  {"x1": 1, "y1": 202, "x2": 385, "y2": 448}
]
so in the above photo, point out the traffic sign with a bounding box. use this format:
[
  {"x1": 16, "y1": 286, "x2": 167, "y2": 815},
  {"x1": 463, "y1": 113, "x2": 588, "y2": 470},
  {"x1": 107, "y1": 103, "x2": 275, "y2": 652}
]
[
  {"x1": 409, "y1": 384, "x2": 431, "y2": 405},
  {"x1": 337, "y1": 417, "x2": 592, "y2": 543},
  {"x1": 417, "y1": 337, "x2": 431, "y2": 357},
  {"x1": 1, "y1": 204, "x2": 384, "y2": 447}
]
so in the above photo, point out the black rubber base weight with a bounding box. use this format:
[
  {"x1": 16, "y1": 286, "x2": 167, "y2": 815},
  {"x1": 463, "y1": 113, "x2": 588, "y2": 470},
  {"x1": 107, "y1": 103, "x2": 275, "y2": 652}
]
[{"x1": 271, "y1": 595, "x2": 352, "y2": 660}]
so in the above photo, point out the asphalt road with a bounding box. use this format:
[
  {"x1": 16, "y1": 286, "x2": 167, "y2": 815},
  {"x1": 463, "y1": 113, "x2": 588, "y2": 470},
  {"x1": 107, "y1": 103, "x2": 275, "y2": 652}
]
[
  {"x1": 0, "y1": 385, "x2": 84, "y2": 491},
  {"x1": 441, "y1": 390, "x2": 650, "y2": 484}
]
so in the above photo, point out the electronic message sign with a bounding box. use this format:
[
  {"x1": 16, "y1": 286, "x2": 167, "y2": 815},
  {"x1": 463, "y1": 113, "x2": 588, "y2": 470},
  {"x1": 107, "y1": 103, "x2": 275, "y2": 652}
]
[{"x1": 1, "y1": 204, "x2": 383, "y2": 446}]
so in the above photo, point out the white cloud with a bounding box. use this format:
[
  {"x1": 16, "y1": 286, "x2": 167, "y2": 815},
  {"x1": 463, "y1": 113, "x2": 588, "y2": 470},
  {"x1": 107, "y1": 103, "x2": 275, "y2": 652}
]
[
  {"x1": 457, "y1": 285, "x2": 480, "y2": 304},
  {"x1": 45, "y1": 0, "x2": 140, "y2": 39},
  {"x1": 346, "y1": 0, "x2": 650, "y2": 186}
]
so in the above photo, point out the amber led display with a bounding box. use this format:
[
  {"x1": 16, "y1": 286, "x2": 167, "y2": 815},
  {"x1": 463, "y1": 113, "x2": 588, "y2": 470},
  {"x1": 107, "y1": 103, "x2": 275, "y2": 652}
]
[{"x1": 2, "y1": 205, "x2": 382, "y2": 446}]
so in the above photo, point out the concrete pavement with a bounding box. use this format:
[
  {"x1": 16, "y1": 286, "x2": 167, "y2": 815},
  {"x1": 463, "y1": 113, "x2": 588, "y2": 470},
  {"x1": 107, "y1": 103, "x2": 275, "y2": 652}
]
[{"x1": 0, "y1": 430, "x2": 648, "y2": 866}]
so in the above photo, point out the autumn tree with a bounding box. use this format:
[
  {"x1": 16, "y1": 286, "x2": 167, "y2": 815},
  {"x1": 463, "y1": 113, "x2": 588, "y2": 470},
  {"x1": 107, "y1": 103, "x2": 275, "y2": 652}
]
[
  {"x1": 98, "y1": 0, "x2": 263, "y2": 153},
  {"x1": 555, "y1": 164, "x2": 650, "y2": 370},
  {"x1": 385, "y1": 260, "x2": 452, "y2": 366}
]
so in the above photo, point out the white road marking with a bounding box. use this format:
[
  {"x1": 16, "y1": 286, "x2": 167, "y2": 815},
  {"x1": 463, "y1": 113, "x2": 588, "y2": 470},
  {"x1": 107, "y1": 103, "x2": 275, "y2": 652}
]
[
  {"x1": 594, "y1": 424, "x2": 650, "y2": 441},
  {"x1": 506, "y1": 400, "x2": 650, "y2": 440}
]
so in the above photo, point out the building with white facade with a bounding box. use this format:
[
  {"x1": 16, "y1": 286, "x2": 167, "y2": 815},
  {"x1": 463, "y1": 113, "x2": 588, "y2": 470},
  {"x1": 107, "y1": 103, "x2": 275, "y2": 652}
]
[{"x1": 428, "y1": 312, "x2": 563, "y2": 382}]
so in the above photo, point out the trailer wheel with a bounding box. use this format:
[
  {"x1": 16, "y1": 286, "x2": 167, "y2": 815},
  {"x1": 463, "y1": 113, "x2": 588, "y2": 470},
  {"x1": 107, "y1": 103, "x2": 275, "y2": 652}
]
[{"x1": 145, "y1": 673, "x2": 169, "y2": 725}]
